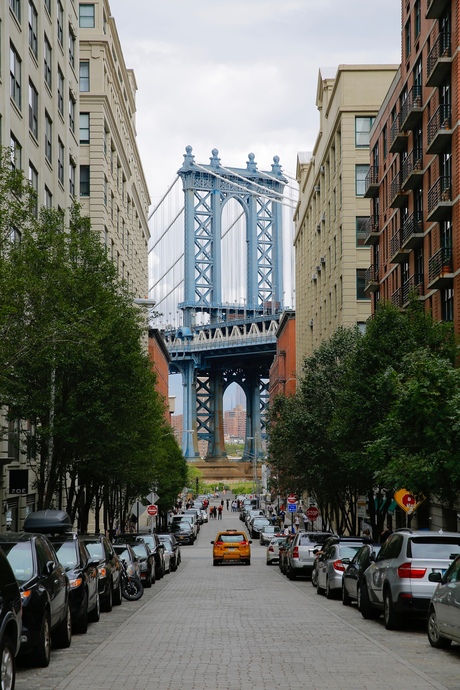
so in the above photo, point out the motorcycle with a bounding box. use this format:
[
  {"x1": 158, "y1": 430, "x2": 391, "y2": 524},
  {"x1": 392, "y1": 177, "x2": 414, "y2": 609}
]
[{"x1": 121, "y1": 559, "x2": 144, "y2": 601}]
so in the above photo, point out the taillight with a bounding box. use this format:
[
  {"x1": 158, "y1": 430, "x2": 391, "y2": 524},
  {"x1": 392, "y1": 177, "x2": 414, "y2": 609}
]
[
  {"x1": 268, "y1": 546, "x2": 274, "y2": 552},
  {"x1": 241, "y1": 540, "x2": 248, "y2": 546},
  {"x1": 215, "y1": 540, "x2": 224, "y2": 545},
  {"x1": 292, "y1": 547, "x2": 299, "y2": 558},
  {"x1": 333, "y1": 559, "x2": 346, "y2": 572},
  {"x1": 397, "y1": 562, "x2": 427, "y2": 579}
]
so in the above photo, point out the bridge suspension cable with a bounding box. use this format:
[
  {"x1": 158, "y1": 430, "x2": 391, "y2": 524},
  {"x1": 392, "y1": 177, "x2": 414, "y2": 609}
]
[{"x1": 148, "y1": 176, "x2": 180, "y2": 221}]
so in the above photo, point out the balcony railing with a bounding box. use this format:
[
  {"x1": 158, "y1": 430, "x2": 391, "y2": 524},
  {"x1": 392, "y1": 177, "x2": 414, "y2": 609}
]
[
  {"x1": 427, "y1": 104, "x2": 452, "y2": 154},
  {"x1": 363, "y1": 215, "x2": 380, "y2": 246},
  {"x1": 427, "y1": 31, "x2": 452, "y2": 86},
  {"x1": 426, "y1": 0, "x2": 450, "y2": 19},
  {"x1": 401, "y1": 85, "x2": 423, "y2": 130},
  {"x1": 364, "y1": 166, "x2": 379, "y2": 198},
  {"x1": 402, "y1": 273, "x2": 424, "y2": 305},
  {"x1": 364, "y1": 265, "x2": 379, "y2": 294},
  {"x1": 428, "y1": 246, "x2": 453, "y2": 288},
  {"x1": 389, "y1": 112, "x2": 408, "y2": 153},
  {"x1": 390, "y1": 229, "x2": 410, "y2": 264},
  {"x1": 390, "y1": 171, "x2": 409, "y2": 209},
  {"x1": 401, "y1": 149, "x2": 423, "y2": 190},
  {"x1": 390, "y1": 288, "x2": 404, "y2": 309},
  {"x1": 401, "y1": 210, "x2": 424, "y2": 249},
  {"x1": 427, "y1": 175, "x2": 452, "y2": 221}
]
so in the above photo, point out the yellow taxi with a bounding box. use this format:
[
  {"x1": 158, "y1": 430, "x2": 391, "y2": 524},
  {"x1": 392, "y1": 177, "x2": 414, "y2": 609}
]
[{"x1": 211, "y1": 529, "x2": 252, "y2": 566}]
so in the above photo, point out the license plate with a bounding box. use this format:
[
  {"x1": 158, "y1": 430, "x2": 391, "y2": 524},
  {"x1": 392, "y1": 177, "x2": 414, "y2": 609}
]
[
  {"x1": 432, "y1": 568, "x2": 446, "y2": 575},
  {"x1": 226, "y1": 547, "x2": 236, "y2": 551}
]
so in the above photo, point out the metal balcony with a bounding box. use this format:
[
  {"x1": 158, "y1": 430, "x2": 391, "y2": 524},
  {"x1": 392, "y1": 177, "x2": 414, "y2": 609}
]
[
  {"x1": 390, "y1": 171, "x2": 409, "y2": 209},
  {"x1": 401, "y1": 149, "x2": 423, "y2": 191},
  {"x1": 390, "y1": 288, "x2": 404, "y2": 309},
  {"x1": 364, "y1": 265, "x2": 379, "y2": 294},
  {"x1": 390, "y1": 229, "x2": 410, "y2": 264},
  {"x1": 401, "y1": 86, "x2": 423, "y2": 131},
  {"x1": 363, "y1": 166, "x2": 379, "y2": 198},
  {"x1": 427, "y1": 104, "x2": 452, "y2": 154},
  {"x1": 402, "y1": 274, "x2": 424, "y2": 306},
  {"x1": 427, "y1": 176, "x2": 453, "y2": 221},
  {"x1": 426, "y1": 0, "x2": 450, "y2": 19},
  {"x1": 401, "y1": 210, "x2": 424, "y2": 250},
  {"x1": 363, "y1": 215, "x2": 380, "y2": 246},
  {"x1": 389, "y1": 113, "x2": 408, "y2": 153},
  {"x1": 428, "y1": 246, "x2": 453, "y2": 289},
  {"x1": 427, "y1": 32, "x2": 452, "y2": 87}
]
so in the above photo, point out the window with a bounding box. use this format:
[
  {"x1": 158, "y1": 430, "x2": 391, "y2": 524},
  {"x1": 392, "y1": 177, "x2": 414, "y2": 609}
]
[
  {"x1": 356, "y1": 217, "x2": 369, "y2": 247},
  {"x1": 355, "y1": 117, "x2": 375, "y2": 148},
  {"x1": 103, "y1": 176, "x2": 107, "y2": 207},
  {"x1": 57, "y1": 67, "x2": 64, "y2": 115},
  {"x1": 58, "y1": 138, "x2": 64, "y2": 184},
  {"x1": 355, "y1": 165, "x2": 369, "y2": 197},
  {"x1": 79, "y1": 113, "x2": 89, "y2": 143},
  {"x1": 28, "y1": 1, "x2": 38, "y2": 57},
  {"x1": 57, "y1": 1, "x2": 63, "y2": 45},
  {"x1": 69, "y1": 158, "x2": 76, "y2": 196},
  {"x1": 69, "y1": 93, "x2": 75, "y2": 132},
  {"x1": 356, "y1": 269, "x2": 369, "y2": 300},
  {"x1": 10, "y1": 134, "x2": 21, "y2": 170},
  {"x1": 80, "y1": 165, "x2": 90, "y2": 196},
  {"x1": 45, "y1": 112, "x2": 52, "y2": 162},
  {"x1": 414, "y1": 0, "x2": 421, "y2": 38},
  {"x1": 442, "y1": 288, "x2": 454, "y2": 322},
  {"x1": 10, "y1": 44, "x2": 22, "y2": 109},
  {"x1": 79, "y1": 60, "x2": 89, "y2": 91},
  {"x1": 44, "y1": 185, "x2": 52, "y2": 209},
  {"x1": 29, "y1": 162, "x2": 38, "y2": 216},
  {"x1": 104, "y1": 125, "x2": 109, "y2": 156},
  {"x1": 79, "y1": 4, "x2": 95, "y2": 27},
  {"x1": 44, "y1": 0, "x2": 51, "y2": 14},
  {"x1": 405, "y1": 19, "x2": 411, "y2": 60},
  {"x1": 10, "y1": 0, "x2": 21, "y2": 22},
  {"x1": 68, "y1": 27, "x2": 75, "y2": 67},
  {"x1": 44, "y1": 36, "x2": 52, "y2": 89},
  {"x1": 28, "y1": 80, "x2": 38, "y2": 137}
]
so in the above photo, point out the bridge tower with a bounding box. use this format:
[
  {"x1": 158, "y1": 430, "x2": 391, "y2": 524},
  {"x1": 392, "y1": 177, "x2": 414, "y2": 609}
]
[{"x1": 172, "y1": 146, "x2": 287, "y2": 461}]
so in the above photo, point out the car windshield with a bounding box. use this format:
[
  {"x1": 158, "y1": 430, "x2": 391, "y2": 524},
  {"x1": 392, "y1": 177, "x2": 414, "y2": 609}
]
[
  {"x1": 253, "y1": 519, "x2": 270, "y2": 525},
  {"x1": 84, "y1": 542, "x2": 104, "y2": 560},
  {"x1": 53, "y1": 541, "x2": 78, "y2": 569},
  {"x1": 137, "y1": 536, "x2": 155, "y2": 548},
  {"x1": 2, "y1": 542, "x2": 34, "y2": 583},
  {"x1": 299, "y1": 535, "x2": 328, "y2": 545},
  {"x1": 114, "y1": 547, "x2": 132, "y2": 562},
  {"x1": 171, "y1": 524, "x2": 191, "y2": 533},
  {"x1": 217, "y1": 534, "x2": 246, "y2": 543},
  {"x1": 338, "y1": 546, "x2": 362, "y2": 559},
  {"x1": 131, "y1": 544, "x2": 148, "y2": 558},
  {"x1": 263, "y1": 527, "x2": 278, "y2": 533},
  {"x1": 408, "y1": 537, "x2": 460, "y2": 559}
]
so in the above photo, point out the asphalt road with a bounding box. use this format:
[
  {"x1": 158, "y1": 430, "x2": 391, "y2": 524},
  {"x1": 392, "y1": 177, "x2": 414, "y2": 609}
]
[{"x1": 15, "y1": 502, "x2": 460, "y2": 690}]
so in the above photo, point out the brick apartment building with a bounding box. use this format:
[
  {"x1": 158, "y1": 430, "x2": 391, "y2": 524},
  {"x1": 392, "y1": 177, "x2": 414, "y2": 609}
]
[{"x1": 269, "y1": 309, "x2": 296, "y2": 400}]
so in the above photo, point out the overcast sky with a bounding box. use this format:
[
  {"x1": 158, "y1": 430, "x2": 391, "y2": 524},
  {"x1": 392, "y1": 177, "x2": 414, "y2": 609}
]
[{"x1": 109, "y1": 0, "x2": 402, "y2": 205}]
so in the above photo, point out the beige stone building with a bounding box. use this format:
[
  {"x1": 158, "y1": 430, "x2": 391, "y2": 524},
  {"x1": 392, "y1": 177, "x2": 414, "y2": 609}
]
[{"x1": 294, "y1": 65, "x2": 398, "y2": 374}]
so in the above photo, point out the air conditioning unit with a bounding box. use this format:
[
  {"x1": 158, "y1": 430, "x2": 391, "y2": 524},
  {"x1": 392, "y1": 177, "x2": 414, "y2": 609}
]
[
  {"x1": 316, "y1": 224, "x2": 321, "y2": 233},
  {"x1": 320, "y1": 165, "x2": 325, "y2": 175},
  {"x1": 320, "y1": 256, "x2": 326, "y2": 264},
  {"x1": 321, "y1": 212, "x2": 326, "y2": 222},
  {"x1": 308, "y1": 319, "x2": 314, "y2": 327},
  {"x1": 316, "y1": 265, "x2": 321, "y2": 273},
  {"x1": 314, "y1": 185, "x2": 320, "y2": 193},
  {"x1": 311, "y1": 273, "x2": 318, "y2": 281}
]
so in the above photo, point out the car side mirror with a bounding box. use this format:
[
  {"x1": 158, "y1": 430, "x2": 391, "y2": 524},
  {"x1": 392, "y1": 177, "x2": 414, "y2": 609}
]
[
  {"x1": 369, "y1": 553, "x2": 376, "y2": 562},
  {"x1": 428, "y1": 572, "x2": 442, "y2": 583},
  {"x1": 210, "y1": 541, "x2": 214, "y2": 544},
  {"x1": 249, "y1": 540, "x2": 253, "y2": 544},
  {"x1": 342, "y1": 557, "x2": 351, "y2": 565},
  {"x1": 44, "y1": 560, "x2": 55, "y2": 576},
  {"x1": 89, "y1": 557, "x2": 100, "y2": 567}
]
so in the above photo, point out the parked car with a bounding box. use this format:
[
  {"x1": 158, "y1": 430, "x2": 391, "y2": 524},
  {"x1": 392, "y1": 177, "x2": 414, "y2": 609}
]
[
  {"x1": 200, "y1": 510, "x2": 208, "y2": 524},
  {"x1": 0, "y1": 546, "x2": 22, "y2": 686},
  {"x1": 0, "y1": 532, "x2": 71, "y2": 667},
  {"x1": 157, "y1": 534, "x2": 177, "y2": 572},
  {"x1": 279, "y1": 534, "x2": 296, "y2": 575},
  {"x1": 132, "y1": 534, "x2": 166, "y2": 580},
  {"x1": 23, "y1": 510, "x2": 101, "y2": 635},
  {"x1": 266, "y1": 536, "x2": 285, "y2": 565},
  {"x1": 360, "y1": 529, "x2": 460, "y2": 629},
  {"x1": 316, "y1": 537, "x2": 364, "y2": 598},
  {"x1": 427, "y1": 554, "x2": 460, "y2": 648},
  {"x1": 113, "y1": 543, "x2": 141, "y2": 580},
  {"x1": 170, "y1": 515, "x2": 197, "y2": 540},
  {"x1": 342, "y1": 542, "x2": 381, "y2": 606},
  {"x1": 259, "y1": 525, "x2": 282, "y2": 546},
  {"x1": 127, "y1": 541, "x2": 155, "y2": 587},
  {"x1": 169, "y1": 521, "x2": 195, "y2": 545},
  {"x1": 184, "y1": 508, "x2": 202, "y2": 528},
  {"x1": 80, "y1": 534, "x2": 123, "y2": 612},
  {"x1": 285, "y1": 532, "x2": 334, "y2": 580},
  {"x1": 211, "y1": 529, "x2": 252, "y2": 566},
  {"x1": 248, "y1": 517, "x2": 271, "y2": 539}
]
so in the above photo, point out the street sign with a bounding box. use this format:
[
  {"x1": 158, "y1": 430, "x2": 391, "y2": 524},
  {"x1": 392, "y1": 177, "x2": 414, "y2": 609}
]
[
  {"x1": 145, "y1": 492, "x2": 159, "y2": 504},
  {"x1": 288, "y1": 504, "x2": 297, "y2": 512},
  {"x1": 287, "y1": 494, "x2": 297, "y2": 505},
  {"x1": 147, "y1": 504, "x2": 158, "y2": 516},
  {"x1": 306, "y1": 506, "x2": 319, "y2": 521},
  {"x1": 394, "y1": 489, "x2": 424, "y2": 515}
]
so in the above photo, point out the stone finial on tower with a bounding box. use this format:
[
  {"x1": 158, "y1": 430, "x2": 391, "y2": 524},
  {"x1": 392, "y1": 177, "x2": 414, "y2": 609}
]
[
  {"x1": 183, "y1": 145, "x2": 195, "y2": 168},
  {"x1": 246, "y1": 152, "x2": 257, "y2": 173},
  {"x1": 210, "y1": 149, "x2": 221, "y2": 168},
  {"x1": 271, "y1": 155, "x2": 283, "y2": 177}
]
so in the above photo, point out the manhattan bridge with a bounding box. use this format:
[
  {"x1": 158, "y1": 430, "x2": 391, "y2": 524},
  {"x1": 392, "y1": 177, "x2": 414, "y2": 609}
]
[{"x1": 148, "y1": 146, "x2": 297, "y2": 461}]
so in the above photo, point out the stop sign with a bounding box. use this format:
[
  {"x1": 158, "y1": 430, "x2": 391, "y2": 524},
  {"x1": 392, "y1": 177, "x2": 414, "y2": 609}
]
[
  {"x1": 147, "y1": 504, "x2": 158, "y2": 516},
  {"x1": 306, "y1": 506, "x2": 319, "y2": 521},
  {"x1": 287, "y1": 494, "x2": 297, "y2": 505}
]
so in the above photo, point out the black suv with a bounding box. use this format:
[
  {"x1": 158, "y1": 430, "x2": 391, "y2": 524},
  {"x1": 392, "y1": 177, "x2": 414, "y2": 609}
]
[
  {"x1": 117, "y1": 534, "x2": 165, "y2": 580},
  {"x1": 80, "y1": 535, "x2": 123, "y2": 612},
  {"x1": 0, "y1": 546, "x2": 21, "y2": 687}
]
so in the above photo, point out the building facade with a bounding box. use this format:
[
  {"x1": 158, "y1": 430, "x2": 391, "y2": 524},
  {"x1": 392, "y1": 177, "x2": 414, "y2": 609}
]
[
  {"x1": 269, "y1": 309, "x2": 296, "y2": 400},
  {"x1": 364, "y1": 0, "x2": 459, "y2": 336},
  {"x1": 294, "y1": 65, "x2": 398, "y2": 374}
]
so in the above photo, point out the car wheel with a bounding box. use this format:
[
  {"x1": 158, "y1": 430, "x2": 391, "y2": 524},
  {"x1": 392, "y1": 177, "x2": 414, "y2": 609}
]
[
  {"x1": 101, "y1": 583, "x2": 113, "y2": 612},
  {"x1": 30, "y1": 611, "x2": 51, "y2": 667},
  {"x1": 383, "y1": 589, "x2": 402, "y2": 630},
  {"x1": 311, "y1": 568, "x2": 318, "y2": 587},
  {"x1": 0, "y1": 635, "x2": 15, "y2": 690},
  {"x1": 246, "y1": 559, "x2": 251, "y2": 565},
  {"x1": 113, "y1": 577, "x2": 123, "y2": 606},
  {"x1": 287, "y1": 567, "x2": 296, "y2": 581},
  {"x1": 427, "y1": 607, "x2": 452, "y2": 648},
  {"x1": 316, "y1": 578, "x2": 324, "y2": 595},
  {"x1": 342, "y1": 583, "x2": 352, "y2": 606},
  {"x1": 357, "y1": 583, "x2": 380, "y2": 620},
  {"x1": 73, "y1": 591, "x2": 89, "y2": 634},
  {"x1": 52, "y1": 605, "x2": 72, "y2": 649},
  {"x1": 144, "y1": 573, "x2": 152, "y2": 588},
  {"x1": 88, "y1": 590, "x2": 100, "y2": 622},
  {"x1": 213, "y1": 559, "x2": 219, "y2": 566},
  {"x1": 326, "y1": 577, "x2": 335, "y2": 599}
]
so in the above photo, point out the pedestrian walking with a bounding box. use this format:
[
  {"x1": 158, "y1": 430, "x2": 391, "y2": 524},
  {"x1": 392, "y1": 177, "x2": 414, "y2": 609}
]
[
  {"x1": 294, "y1": 515, "x2": 300, "y2": 531},
  {"x1": 217, "y1": 505, "x2": 223, "y2": 520},
  {"x1": 226, "y1": 499, "x2": 230, "y2": 510}
]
